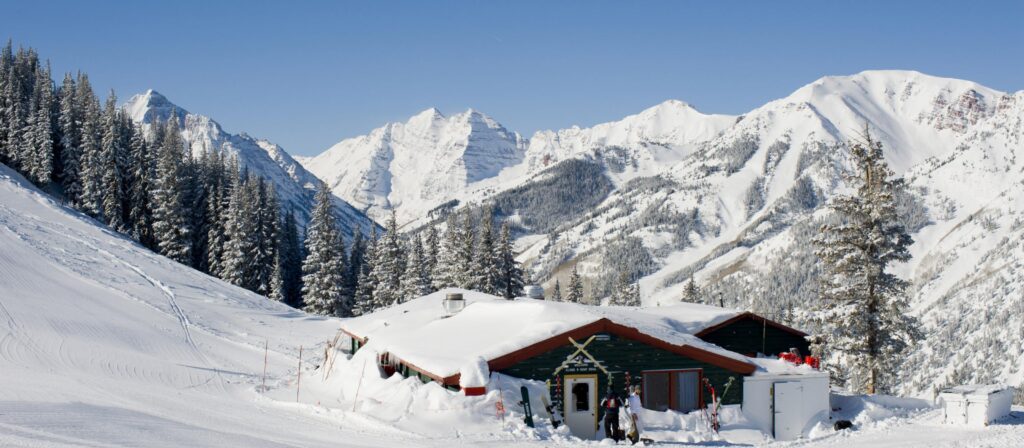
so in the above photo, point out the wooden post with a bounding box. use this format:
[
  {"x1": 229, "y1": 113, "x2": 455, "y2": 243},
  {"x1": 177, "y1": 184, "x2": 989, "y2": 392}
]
[
  {"x1": 296, "y1": 345, "x2": 303, "y2": 403},
  {"x1": 261, "y1": 339, "x2": 268, "y2": 393}
]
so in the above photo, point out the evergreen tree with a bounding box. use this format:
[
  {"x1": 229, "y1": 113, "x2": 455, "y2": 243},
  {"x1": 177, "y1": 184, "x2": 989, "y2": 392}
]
[
  {"x1": 278, "y1": 209, "x2": 304, "y2": 306},
  {"x1": 370, "y1": 211, "x2": 404, "y2": 308},
  {"x1": 99, "y1": 91, "x2": 126, "y2": 230},
  {"x1": 301, "y1": 182, "x2": 347, "y2": 316},
  {"x1": 207, "y1": 154, "x2": 238, "y2": 277},
  {"x1": 151, "y1": 119, "x2": 192, "y2": 264},
  {"x1": 456, "y1": 209, "x2": 477, "y2": 288},
  {"x1": 27, "y1": 63, "x2": 53, "y2": 185},
  {"x1": 610, "y1": 270, "x2": 640, "y2": 306},
  {"x1": 269, "y1": 253, "x2": 286, "y2": 302},
  {"x1": 682, "y1": 274, "x2": 701, "y2": 304},
  {"x1": 254, "y1": 180, "x2": 280, "y2": 295},
  {"x1": 551, "y1": 279, "x2": 563, "y2": 302},
  {"x1": 351, "y1": 227, "x2": 379, "y2": 316},
  {"x1": 567, "y1": 264, "x2": 584, "y2": 304},
  {"x1": 423, "y1": 224, "x2": 439, "y2": 291},
  {"x1": 222, "y1": 176, "x2": 260, "y2": 289},
  {"x1": 496, "y1": 222, "x2": 525, "y2": 299},
  {"x1": 127, "y1": 123, "x2": 154, "y2": 247},
  {"x1": 399, "y1": 233, "x2": 431, "y2": 302},
  {"x1": 57, "y1": 73, "x2": 80, "y2": 201},
  {"x1": 345, "y1": 226, "x2": 365, "y2": 299},
  {"x1": 76, "y1": 75, "x2": 103, "y2": 216},
  {"x1": 432, "y1": 213, "x2": 462, "y2": 290},
  {"x1": 472, "y1": 211, "x2": 502, "y2": 294},
  {"x1": 812, "y1": 131, "x2": 919, "y2": 394}
]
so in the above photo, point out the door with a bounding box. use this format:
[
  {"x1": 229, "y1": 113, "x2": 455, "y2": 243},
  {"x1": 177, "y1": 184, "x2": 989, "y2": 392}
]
[
  {"x1": 564, "y1": 375, "x2": 598, "y2": 439},
  {"x1": 773, "y1": 382, "x2": 803, "y2": 441}
]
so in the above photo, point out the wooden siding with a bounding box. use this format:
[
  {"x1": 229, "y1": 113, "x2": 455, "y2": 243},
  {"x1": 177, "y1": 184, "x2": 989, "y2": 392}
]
[
  {"x1": 498, "y1": 332, "x2": 745, "y2": 407},
  {"x1": 698, "y1": 316, "x2": 810, "y2": 357}
]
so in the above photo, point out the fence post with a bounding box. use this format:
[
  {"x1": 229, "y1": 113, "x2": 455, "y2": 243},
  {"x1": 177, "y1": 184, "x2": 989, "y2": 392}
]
[
  {"x1": 297, "y1": 345, "x2": 303, "y2": 403},
  {"x1": 261, "y1": 339, "x2": 268, "y2": 393}
]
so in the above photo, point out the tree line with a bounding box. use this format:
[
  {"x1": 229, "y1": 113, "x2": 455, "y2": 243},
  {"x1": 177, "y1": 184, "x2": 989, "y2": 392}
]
[
  {"x1": 0, "y1": 42, "x2": 530, "y2": 316},
  {"x1": 301, "y1": 193, "x2": 527, "y2": 317},
  {"x1": 0, "y1": 42, "x2": 306, "y2": 306}
]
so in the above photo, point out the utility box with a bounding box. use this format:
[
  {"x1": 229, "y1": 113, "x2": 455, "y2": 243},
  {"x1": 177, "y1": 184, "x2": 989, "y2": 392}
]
[{"x1": 939, "y1": 384, "x2": 1014, "y2": 427}]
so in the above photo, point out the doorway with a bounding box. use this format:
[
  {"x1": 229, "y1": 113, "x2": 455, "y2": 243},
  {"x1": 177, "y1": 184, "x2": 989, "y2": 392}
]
[
  {"x1": 773, "y1": 381, "x2": 803, "y2": 440},
  {"x1": 563, "y1": 374, "x2": 598, "y2": 439}
]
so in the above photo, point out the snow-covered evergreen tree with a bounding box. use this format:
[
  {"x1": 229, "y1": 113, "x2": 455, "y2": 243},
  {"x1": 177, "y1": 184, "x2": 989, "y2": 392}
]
[
  {"x1": 496, "y1": 222, "x2": 524, "y2": 299},
  {"x1": 472, "y1": 211, "x2": 501, "y2": 294},
  {"x1": 127, "y1": 123, "x2": 154, "y2": 247},
  {"x1": 301, "y1": 182, "x2": 347, "y2": 316},
  {"x1": 399, "y1": 233, "x2": 431, "y2": 302},
  {"x1": 57, "y1": 73, "x2": 81, "y2": 202},
  {"x1": 207, "y1": 154, "x2": 237, "y2": 277},
  {"x1": 456, "y1": 210, "x2": 477, "y2": 288},
  {"x1": 423, "y1": 224, "x2": 439, "y2": 292},
  {"x1": 99, "y1": 92, "x2": 126, "y2": 230},
  {"x1": 551, "y1": 279, "x2": 563, "y2": 302},
  {"x1": 351, "y1": 227, "x2": 379, "y2": 316},
  {"x1": 269, "y1": 253, "x2": 286, "y2": 302},
  {"x1": 370, "y1": 211, "x2": 404, "y2": 308},
  {"x1": 253, "y1": 180, "x2": 280, "y2": 295},
  {"x1": 77, "y1": 77, "x2": 103, "y2": 216},
  {"x1": 26, "y1": 63, "x2": 53, "y2": 185},
  {"x1": 610, "y1": 269, "x2": 641, "y2": 306},
  {"x1": 567, "y1": 264, "x2": 584, "y2": 304},
  {"x1": 682, "y1": 274, "x2": 701, "y2": 304},
  {"x1": 221, "y1": 176, "x2": 260, "y2": 289},
  {"x1": 432, "y1": 214, "x2": 461, "y2": 290},
  {"x1": 812, "y1": 131, "x2": 919, "y2": 394},
  {"x1": 150, "y1": 118, "x2": 192, "y2": 264}
]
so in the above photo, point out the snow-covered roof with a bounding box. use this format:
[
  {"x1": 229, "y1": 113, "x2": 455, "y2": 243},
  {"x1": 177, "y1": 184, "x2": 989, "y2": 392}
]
[{"x1": 342, "y1": 289, "x2": 765, "y2": 381}]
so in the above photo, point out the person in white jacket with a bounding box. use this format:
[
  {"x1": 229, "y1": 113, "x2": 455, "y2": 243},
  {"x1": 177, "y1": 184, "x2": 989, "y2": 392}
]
[{"x1": 625, "y1": 385, "x2": 643, "y2": 444}]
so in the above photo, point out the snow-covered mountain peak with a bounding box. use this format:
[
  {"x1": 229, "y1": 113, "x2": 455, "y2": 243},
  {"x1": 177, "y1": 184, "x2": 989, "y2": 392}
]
[
  {"x1": 124, "y1": 89, "x2": 187, "y2": 125},
  {"x1": 303, "y1": 107, "x2": 526, "y2": 223}
]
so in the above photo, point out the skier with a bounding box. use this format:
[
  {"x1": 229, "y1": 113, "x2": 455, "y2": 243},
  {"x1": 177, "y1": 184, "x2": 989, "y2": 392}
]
[
  {"x1": 625, "y1": 385, "x2": 643, "y2": 445},
  {"x1": 599, "y1": 386, "x2": 624, "y2": 441}
]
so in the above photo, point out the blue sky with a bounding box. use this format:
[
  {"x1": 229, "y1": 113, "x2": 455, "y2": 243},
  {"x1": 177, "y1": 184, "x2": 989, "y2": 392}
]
[{"x1": 4, "y1": 1, "x2": 1022, "y2": 155}]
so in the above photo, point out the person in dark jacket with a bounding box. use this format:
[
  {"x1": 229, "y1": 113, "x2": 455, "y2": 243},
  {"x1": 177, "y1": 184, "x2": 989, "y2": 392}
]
[{"x1": 599, "y1": 387, "x2": 624, "y2": 441}]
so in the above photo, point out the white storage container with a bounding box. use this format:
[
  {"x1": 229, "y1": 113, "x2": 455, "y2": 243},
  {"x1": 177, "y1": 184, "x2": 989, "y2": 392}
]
[
  {"x1": 742, "y1": 372, "x2": 830, "y2": 441},
  {"x1": 939, "y1": 384, "x2": 1014, "y2": 427}
]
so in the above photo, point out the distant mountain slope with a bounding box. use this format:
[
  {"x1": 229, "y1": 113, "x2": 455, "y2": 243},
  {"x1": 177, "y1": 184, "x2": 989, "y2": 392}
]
[
  {"x1": 302, "y1": 108, "x2": 526, "y2": 223},
  {"x1": 124, "y1": 90, "x2": 379, "y2": 236},
  {"x1": 512, "y1": 70, "x2": 1022, "y2": 399}
]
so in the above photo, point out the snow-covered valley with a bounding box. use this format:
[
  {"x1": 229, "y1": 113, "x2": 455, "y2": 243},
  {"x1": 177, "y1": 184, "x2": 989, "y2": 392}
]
[{"x1": 2, "y1": 162, "x2": 1022, "y2": 447}]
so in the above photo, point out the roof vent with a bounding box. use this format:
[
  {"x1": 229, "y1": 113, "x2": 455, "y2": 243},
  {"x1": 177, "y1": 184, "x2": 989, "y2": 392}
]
[
  {"x1": 525, "y1": 285, "x2": 544, "y2": 300},
  {"x1": 442, "y1": 292, "x2": 466, "y2": 317}
]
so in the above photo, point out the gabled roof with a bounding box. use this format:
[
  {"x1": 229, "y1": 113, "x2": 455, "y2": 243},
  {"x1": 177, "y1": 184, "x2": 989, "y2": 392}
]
[{"x1": 341, "y1": 289, "x2": 768, "y2": 385}]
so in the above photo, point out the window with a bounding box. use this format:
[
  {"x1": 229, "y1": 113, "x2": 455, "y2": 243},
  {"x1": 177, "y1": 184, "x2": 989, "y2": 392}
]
[
  {"x1": 572, "y1": 382, "x2": 590, "y2": 411},
  {"x1": 642, "y1": 369, "x2": 702, "y2": 412}
]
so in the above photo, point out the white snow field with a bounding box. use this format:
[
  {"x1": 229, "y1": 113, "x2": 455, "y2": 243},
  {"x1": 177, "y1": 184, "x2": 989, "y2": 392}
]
[{"x1": 1, "y1": 163, "x2": 1022, "y2": 447}]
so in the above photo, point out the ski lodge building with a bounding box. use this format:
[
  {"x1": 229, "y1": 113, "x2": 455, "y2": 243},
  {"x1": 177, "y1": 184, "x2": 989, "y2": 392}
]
[{"x1": 340, "y1": 289, "x2": 828, "y2": 440}]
